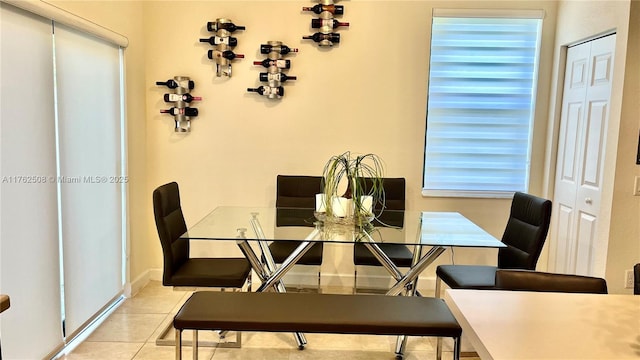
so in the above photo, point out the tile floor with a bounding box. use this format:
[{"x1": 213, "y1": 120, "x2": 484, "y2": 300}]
[{"x1": 59, "y1": 281, "x2": 475, "y2": 360}]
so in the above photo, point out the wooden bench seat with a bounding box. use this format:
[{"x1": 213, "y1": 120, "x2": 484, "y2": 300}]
[{"x1": 173, "y1": 291, "x2": 461, "y2": 360}]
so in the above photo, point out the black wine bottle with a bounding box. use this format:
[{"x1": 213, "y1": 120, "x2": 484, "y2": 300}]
[
  {"x1": 260, "y1": 44, "x2": 298, "y2": 55},
  {"x1": 156, "y1": 79, "x2": 178, "y2": 89},
  {"x1": 247, "y1": 86, "x2": 285, "y2": 97},
  {"x1": 208, "y1": 50, "x2": 244, "y2": 60},
  {"x1": 303, "y1": 32, "x2": 340, "y2": 44},
  {"x1": 163, "y1": 93, "x2": 202, "y2": 102},
  {"x1": 302, "y1": 4, "x2": 344, "y2": 15},
  {"x1": 253, "y1": 59, "x2": 291, "y2": 69},
  {"x1": 156, "y1": 79, "x2": 194, "y2": 90},
  {"x1": 259, "y1": 72, "x2": 297, "y2": 82},
  {"x1": 199, "y1": 36, "x2": 238, "y2": 47},
  {"x1": 207, "y1": 22, "x2": 245, "y2": 33},
  {"x1": 160, "y1": 107, "x2": 199, "y2": 116},
  {"x1": 311, "y1": 18, "x2": 350, "y2": 29}
]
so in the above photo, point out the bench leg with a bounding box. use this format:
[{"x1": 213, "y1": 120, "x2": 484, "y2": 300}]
[
  {"x1": 394, "y1": 335, "x2": 407, "y2": 359},
  {"x1": 436, "y1": 336, "x2": 442, "y2": 360},
  {"x1": 175, "y1": 329, "x2": 182, "y2": 360}
]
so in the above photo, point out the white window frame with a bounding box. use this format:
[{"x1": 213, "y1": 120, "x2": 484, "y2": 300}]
[{"x1": 422, "y1": 9, "x2": 544, "y2": 198}]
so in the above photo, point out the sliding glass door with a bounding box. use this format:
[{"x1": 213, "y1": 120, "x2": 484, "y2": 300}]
[
  {"x1": 0, "y1": 5, "x2": 63, "y2": 358},
  {"x1": 0, "y1": 3, "x2": 126, "y2": 358}
]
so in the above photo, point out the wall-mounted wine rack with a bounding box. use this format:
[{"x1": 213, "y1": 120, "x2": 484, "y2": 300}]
[
  {"x1": 201, "y1": 18, "x2": 245, "y2": 77},
  {"x1": 302, "y1": 1, "x2": 349, "y2": 47},
  {"x1": 248, "y1": 41, "x2": 298, "y2": 99},
  {"x1": 156, "y1": 76, "x2": 201, "y2": 132}
]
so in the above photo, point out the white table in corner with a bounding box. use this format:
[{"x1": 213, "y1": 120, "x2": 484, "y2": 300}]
[{"x1": 444, "y1": 289, "x2": 640, "y2": 359}]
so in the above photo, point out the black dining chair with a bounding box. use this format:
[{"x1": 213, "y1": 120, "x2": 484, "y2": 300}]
[
  {"x1": 495, "y1": 269, "x2": 608, "y2": 294},
  {"x1": 270, "y1": 175, "x2": 324, "y2": 290},
  {"x1": 153, "y1": 181, "x2": 252, "y2": 345},
  {"x1": 435, "y1": 192, "x2": 552, "y2": 296},
  {"x1": 634, "y1": 263, "x2": 640, "y2": 295},
  {"x1": 0, "y1": 294, "x2": 9, "y2": 359},
  {"x1": 352, "y1": 177, "x2": 414, "y2": 293}
]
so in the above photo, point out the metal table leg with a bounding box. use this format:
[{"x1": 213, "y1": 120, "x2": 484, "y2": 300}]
[
  {"x1": 234, "y1": 215, "x2": 322, "y2": 349},
  {"x1": 394, "y1": 244, "x2": 423, "y2": 359}
]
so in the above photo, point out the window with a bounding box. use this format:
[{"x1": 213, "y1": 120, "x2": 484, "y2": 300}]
[{"x1": 423, "y1": 9, "x2": 543, "y2": 197}]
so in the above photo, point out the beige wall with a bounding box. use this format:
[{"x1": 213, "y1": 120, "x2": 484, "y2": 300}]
[
  {"x1": 607, "y1": 0, "x2": 640, "y2": 293},
  {"x1": 141, "y1": 0, "x2": 558, "y2": 287},
  {"x1": 42, "y1": 0, "x2": 638, "y2": 293},
  {"x1": 542, "y1": 0, "x2": 639, "y2": 294}
]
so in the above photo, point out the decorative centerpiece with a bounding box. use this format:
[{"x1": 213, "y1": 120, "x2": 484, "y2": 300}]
[{"x1": 315, "y1": 151, "x2": 385, "y2": 227}]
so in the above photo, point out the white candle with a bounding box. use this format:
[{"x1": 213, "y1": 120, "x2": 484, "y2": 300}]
[
  {"x1": 315, "y1": 193, "x2": 327, "y2": 212},
  {"x1": 331, "y1": 196, "x2": 352, "y2": 217},
  {"x1": 360, "y1": 195, "x2": 373, "y2": 214}
]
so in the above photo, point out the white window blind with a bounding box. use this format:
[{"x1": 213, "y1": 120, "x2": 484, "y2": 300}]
[
  {"x1": 0, "y1": 4, "x2": 63, "y2": 359},
  {"x1": 423, "y1": 11, "x2": 542, "y2": 197},
  {"x1": 54, "y1": 22, "x2": 125, "y2": 340}
]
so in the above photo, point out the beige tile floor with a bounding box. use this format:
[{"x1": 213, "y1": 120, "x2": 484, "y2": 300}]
[{"x1": 59, "y1": 281, "x2": 476, "y2": 360}]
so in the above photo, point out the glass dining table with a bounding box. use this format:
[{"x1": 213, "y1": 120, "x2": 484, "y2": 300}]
[{"x1": 181, "y1": 206, "x2": 505, "y2": 357}]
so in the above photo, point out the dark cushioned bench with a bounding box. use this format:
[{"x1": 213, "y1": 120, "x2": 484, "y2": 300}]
[{"x1": 174, "y1": 291, "x2": 461, "y2": 360}]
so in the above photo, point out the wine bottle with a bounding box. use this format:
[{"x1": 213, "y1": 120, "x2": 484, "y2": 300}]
[
  {"x1": 208, "y1": 50, "x2": 244, "y2": 60},
  {"x1": 207, "y1": 21, "x2": 245, "y2": 33},
  {"x1": 260, "y1": 44, "x2": 298, "y2": 55},
  {"x1": 160, "y1": 107, "x2": 199, "y2": 116},
  {"x1": 303, "y1": 32, "x2": 340, "y2": 44},
  {"x1": 259, "y1": 72, "x2": 297, "y2": 83},
  {"x1": 156, "y1": 79, "x2": 194, "y2": 90},
  {"x1": 199, "y1": 36, "x2": 238, "y2": 47},
  {"x1": 311, "y1": 18, "x2": 350, "y2": 29},
  {"x1": 156, "y1": 79, "x2": 178, "y2": 89},
  {"x1": 253, "y1": 59, "x2": 291, "y2": 69},
  {"x1": 302, "y1": 4, "x2": 344, "y2": 15},
  {"x1": 163, "y1": 93, "x2": 202, "y2": 102},
  {"x1": 247, "y1": 86, "x2": 285, "y2": 97}
]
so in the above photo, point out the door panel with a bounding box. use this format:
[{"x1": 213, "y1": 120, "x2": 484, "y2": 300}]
[
  {"x1": 575, "y1": 212, "x2": 597, "y2": 275},
  {"x1": 555, "y1": 204, "x2": 575, "y2": 273},
  {"x1": 582, "y1": 102, "x2": 607, "y2": 187}
]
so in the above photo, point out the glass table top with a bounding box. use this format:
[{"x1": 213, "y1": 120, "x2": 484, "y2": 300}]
[{"x1": 182, "y1": 206, "x2": 505, "y2": 248}]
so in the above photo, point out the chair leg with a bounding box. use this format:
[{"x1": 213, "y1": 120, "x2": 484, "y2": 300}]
[
  {"x1": 175, "y1": 329, "x2": 182, "y2": 360},
  {"x1": 353, "y1": 269, "x2": 358, "y2": 294},
  {"x1": 453, "y1": 336, "x2": 461, "y2": 360},
  {"x1": 317, "y1": 270, "x2": 321, "y2": 293},
  {"x1": 435, "y1": 276, "x2": 443, "y2": 360},
  {"x1": 192, "y1": 329, "x2": 198, "y2": 360}
]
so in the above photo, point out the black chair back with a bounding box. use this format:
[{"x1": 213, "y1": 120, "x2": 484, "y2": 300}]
[
  {"x1": 634, "y1": 263, "x2": 640, "y2": 295},
  {"x1": 495, "y1": 269, "x2": 608, "y2": 294},
  {"x1": 153, "y1": 182, "x2": 189, "y2": 286},
  {"x1": 276, "y1": 175, "x2": 323, "y2": 208},
  {"x1": 360, "y1": 177, "x2": 406, "y2": 211},
  {"x1": 275, "y1": 175, "x2": 323, "y2": 227},
  {"x1": 498, "y1": 192, "x2": 552, "y2": 270}
]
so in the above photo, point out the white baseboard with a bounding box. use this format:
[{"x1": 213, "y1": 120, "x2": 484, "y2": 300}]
[{"x1": 125, "y1": 268, "x2": 162, "y2": 297}]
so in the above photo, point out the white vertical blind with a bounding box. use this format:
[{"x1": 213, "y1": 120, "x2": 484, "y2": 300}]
[
  {"x1": 0, "y1": 4, "x2": 64, "y2": 359},
  {"x1": 423, "y1": 13, "x2": 542, "y2": 196},
  {"x1": 53, "y1": 23, "x2": 124, "y2": 338}
]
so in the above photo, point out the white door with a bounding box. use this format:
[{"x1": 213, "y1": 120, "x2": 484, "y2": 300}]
[{"x1": 550, "y1": 34, "x2": 616, "y2": 276}]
